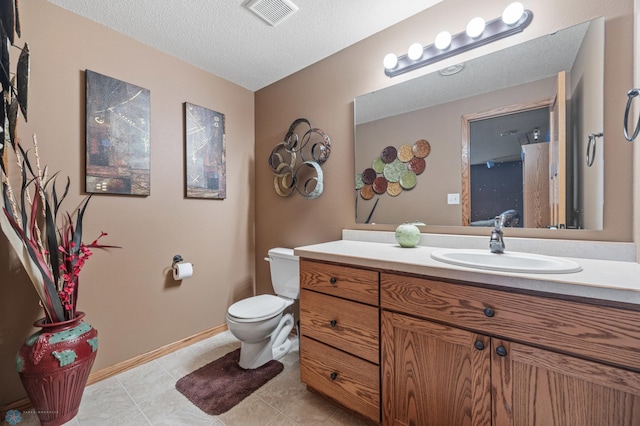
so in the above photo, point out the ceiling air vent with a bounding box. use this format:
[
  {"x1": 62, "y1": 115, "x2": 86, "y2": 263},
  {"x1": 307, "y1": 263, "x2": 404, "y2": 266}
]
[{"x1": 246, "y1": 0, "x2": 299, "y2": 27}]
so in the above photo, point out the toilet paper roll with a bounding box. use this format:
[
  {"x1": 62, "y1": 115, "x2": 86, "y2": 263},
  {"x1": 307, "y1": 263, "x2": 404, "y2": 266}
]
[{"x1": 173, "y1": 262, "x2": 193, "y2": 280}]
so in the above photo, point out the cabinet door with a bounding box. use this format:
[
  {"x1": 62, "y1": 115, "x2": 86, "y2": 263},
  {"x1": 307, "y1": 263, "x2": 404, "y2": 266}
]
[
  {"x1": 492, "y1": 339, "x2": 640, "y2": 426},
  {"x1": 381, "y1": 311, "x2": 492, "y2": 426}
]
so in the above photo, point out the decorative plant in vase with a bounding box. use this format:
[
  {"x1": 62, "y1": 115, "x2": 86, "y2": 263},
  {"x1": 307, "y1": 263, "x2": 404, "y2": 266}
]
[
  {"x1": 1, "y1": 138, "x2": 119, "y2": 426},
  {"x1": 1, "y1": 2, "x2": 117, "y2": 424},
  {"x1": 1, "y1": 137, "x2": 116, "y2": 323}
]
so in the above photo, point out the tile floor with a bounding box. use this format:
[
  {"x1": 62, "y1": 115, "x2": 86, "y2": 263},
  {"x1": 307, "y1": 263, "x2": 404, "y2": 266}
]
[{"x1": 22, "y1": 331, "x2": 369, "y2": 426}]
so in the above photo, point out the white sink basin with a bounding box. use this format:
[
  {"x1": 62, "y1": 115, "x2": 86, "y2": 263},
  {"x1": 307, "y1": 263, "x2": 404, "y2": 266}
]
[{"x1": 430, "y1": 249, "x2": 582, "y2": 274}]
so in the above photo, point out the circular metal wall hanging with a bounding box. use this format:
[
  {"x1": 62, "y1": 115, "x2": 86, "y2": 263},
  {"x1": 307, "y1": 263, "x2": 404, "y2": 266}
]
[
  {"x1": 283, "y1": 118, "x2": 311, "y2": 152},
  {"x1": 380, "y1": 146, "x2": 398, "y2": 163},
  {"x1": 400, "y1": 170, "x2": 417, "y2": 189},
  {"x1": 408, "y1": 157, "x2": 426, "y2": 175},
  {"x1": 301, "y1": 128, "x2": 331, "y2": 164},
  {"x1": 372, "y1": 176, "x2": 388, "y2": 194},
  {"x1": 387, "y1": 181, "x2": 402, "y2": 197},
  {"x1": 360, "y1": 184, "x2": 375, "y2": 200},
  {"x1": 270, "y1": 118, "x2": 331, "y2": 199},
  {"x1": 295, "y1": 161, "x2": 324, "y2": 199},
  {"x1": 269, "y1": 142, "x2": 296, "y2": 176},
  {"x1": 413, "y1": 139, "x2": 431, "y2": 158},
  {"x1": 361, "y1": 168, "x2": 377, "y2": 185},
  {"x1": 397, "y1": 144, "x2": 414, "y2": 162},
  {"x1": 372, "y1": 156, "x2": 385, "y2": 173},
  {"x1": 383, "y1": 159, "x2": 405, "y2": 183},
  {"x1": 355, "y1": 138, "x2": 432, "y2": 201}
]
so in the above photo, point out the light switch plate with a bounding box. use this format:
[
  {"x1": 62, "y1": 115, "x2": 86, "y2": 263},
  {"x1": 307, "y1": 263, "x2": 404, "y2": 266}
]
[{"x1": 447, "y1": 193, "x2": 460, "y2": 204}]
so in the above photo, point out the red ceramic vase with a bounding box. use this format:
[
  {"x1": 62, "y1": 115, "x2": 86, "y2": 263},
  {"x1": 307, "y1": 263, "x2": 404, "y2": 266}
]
[{"x1": 16, "y1": 312, "x2": 98, "y2": 426}]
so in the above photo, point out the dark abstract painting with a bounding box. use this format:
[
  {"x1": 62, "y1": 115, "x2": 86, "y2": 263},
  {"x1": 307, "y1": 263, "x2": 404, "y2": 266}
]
[
  {"x1": 85, "y1": 70, "x2": 150, "y2": 195},
  {"x1": 184, "y1": 102, "x2": 226, "y2": 199}
]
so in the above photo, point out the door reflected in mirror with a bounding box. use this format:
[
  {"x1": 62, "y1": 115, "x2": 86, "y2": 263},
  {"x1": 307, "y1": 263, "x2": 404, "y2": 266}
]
[
  {"x1": 354, "y1": 17, "x2": 604, "y2": 230},
  {"x1": 465, "y1": 104, "x2": 551, "y2": 228}
]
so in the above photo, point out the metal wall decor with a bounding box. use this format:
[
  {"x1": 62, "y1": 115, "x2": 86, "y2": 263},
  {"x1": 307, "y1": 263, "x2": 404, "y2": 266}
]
[
  {"x1": 356, "y1": 139, "x2": 430, "y2": 200},
  {"x1": 85, "y1": 70, "x2": 151, "y2": 196},
  {"x1": 184, "y1": 102, "x2": 226, "y2": 199},
  {"x1": 268, "y1": 118, "x2": 331, "y2": 199}
]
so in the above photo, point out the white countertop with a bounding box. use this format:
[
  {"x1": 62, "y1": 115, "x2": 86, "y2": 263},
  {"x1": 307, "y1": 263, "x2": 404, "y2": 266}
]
[{"x1": 295, "y1": 239, "x2": 640, "y2": 305}]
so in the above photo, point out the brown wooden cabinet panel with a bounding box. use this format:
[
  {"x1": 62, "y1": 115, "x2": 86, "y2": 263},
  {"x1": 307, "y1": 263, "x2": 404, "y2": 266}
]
[
  {"x1": 300, "y1": 289, "x2": 379, "y2": 364},
  {"x1": 301, "y1": 259, "x2": 379, "y2": 306},
  {"x1": 492, "y1": 339, "x2": 640, "y2": 426},
  {"x1": 299, "y1": 259, "x2": 381, "y2": 423},
  {"x1": 301, "y1": 257, "x2": 640, "y2": 426},
  {"x1": 300, "y1": 336, "x2": 380, "y2": 423},
  {"x1": 381, "y1": 272, "x2": 640, "y2": 371},
  {"x1": 381, "y1": 311, "x2": 492, "y2": 426}
]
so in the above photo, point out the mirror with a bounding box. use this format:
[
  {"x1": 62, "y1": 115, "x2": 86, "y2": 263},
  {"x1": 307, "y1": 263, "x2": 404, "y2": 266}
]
[{"x1": 354, "y1": 17, "x2": 604, "y2": 230}]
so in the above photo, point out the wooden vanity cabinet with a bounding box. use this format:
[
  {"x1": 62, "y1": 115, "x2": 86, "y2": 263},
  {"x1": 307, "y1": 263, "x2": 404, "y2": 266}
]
[
  {"x1": 299, "y1": 259, "x2": 381, "y2": 423},
  {"x1": 381, "y1": 272, "x2": 640, "y2": 426},
  {"x1": 381, "y1": 310, "x2": 492, "y2": 425}
]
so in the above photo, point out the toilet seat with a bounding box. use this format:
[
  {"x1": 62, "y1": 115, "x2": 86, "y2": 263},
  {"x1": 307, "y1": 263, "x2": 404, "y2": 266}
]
[{"x1": 227, "y1": 294, "x2": 287, "y2": 323}]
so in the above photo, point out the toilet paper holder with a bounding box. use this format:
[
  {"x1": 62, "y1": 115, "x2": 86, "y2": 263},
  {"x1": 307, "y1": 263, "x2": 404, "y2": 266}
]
[
  {"x1": 172, "y1": 254, "x2": 193, "y2": 267},
  {"x1": 171, "y1": 255, "x2": 195, "y2": 280}
]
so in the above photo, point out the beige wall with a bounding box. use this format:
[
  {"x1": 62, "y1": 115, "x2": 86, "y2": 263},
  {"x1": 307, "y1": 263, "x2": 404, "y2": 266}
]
[
  {"x1": 0, "y1": 0, "x2": 255, "y2": 404},
  {"x1": 570, "y1": 18, "x2": 605, "y2": 229},
  {"x1": 255, "y1": 0, "x2": 635, "y2": 295}
]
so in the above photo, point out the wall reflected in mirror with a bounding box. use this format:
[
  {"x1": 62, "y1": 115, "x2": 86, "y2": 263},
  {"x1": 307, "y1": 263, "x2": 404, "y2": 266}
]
[{"x1": 354, "y1": 17, "x2": 604, "y2": 230}]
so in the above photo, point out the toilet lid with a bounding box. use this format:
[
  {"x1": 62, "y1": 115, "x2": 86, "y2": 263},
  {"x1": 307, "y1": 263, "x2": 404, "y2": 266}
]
[{"x1": 228, "y1": 294, "x2": 286, "y2": 320}]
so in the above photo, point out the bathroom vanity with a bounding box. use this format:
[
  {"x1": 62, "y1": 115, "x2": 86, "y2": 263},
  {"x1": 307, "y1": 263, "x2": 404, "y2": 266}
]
[{"x1": 296, "y1": 234, "x2": 640, "y2": 425}]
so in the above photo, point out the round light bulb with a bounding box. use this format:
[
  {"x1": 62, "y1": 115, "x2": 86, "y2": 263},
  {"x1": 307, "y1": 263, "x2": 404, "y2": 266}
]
[
  {"x1": 407, "y1": 43, "x2": 423, "y2": 60},
  {"x1": 466, "y1": 17, "x2": 486, "y2": 38},
  {"x1": 434, "y1": 31, "x2": 452, "y2": 50},
  {"x1": 383, "y1": 53, "x2": 398, "y2": 69},
  {"x1": 502, "y1": 2, "x2": 524, "y2": 25},
  {"x1": 502, "y1": 2, "x2": 525, "y2": 25}
]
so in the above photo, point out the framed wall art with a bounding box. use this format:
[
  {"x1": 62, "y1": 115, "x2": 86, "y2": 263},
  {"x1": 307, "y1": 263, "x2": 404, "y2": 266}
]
[
  {"x1": 85, "y1": 70, "x2": 151, "y2": 196},
  {"x1": 184, "y1": 102, "x2": 226, "y2": 199}
]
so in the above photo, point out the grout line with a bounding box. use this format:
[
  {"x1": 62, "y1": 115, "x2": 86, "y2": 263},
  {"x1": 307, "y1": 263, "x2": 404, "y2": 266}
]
[{"x1": 113, "y1": 376, "x2": 153, "y2": 426}]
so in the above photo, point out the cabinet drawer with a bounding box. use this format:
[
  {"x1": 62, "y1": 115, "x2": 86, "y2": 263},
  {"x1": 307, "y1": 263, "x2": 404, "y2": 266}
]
[
  {"x1": 300, "y1": 289, "x2": 379, "y2": 364},
  {"x1": 300, "y1": 335, "x2": 380, "y2": 423},
  {"x1": 381, "y1": 272, "x2": 640, "y2": 371},
  {"x1": 301, "y1": 259, "x2": 379, "y2": 306}
]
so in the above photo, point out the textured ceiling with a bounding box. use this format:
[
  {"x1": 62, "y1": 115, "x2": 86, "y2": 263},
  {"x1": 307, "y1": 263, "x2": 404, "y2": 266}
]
[{"x1": 47, "y1": 0, "x2": 442, "y2": 92}]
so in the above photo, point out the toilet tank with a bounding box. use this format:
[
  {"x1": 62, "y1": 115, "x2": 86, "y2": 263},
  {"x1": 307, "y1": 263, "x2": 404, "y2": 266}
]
[{"x1": 268, "y1": 248, "x2": 300, "y2": 299}]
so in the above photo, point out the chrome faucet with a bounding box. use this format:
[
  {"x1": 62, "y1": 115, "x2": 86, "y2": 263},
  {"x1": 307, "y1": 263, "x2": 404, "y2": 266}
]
[{"x1": 489, "y1": 215, "x2": 506, "y2": 253}]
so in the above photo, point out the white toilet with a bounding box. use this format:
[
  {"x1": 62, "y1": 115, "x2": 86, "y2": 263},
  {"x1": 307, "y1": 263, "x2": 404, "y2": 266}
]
[{"x1": 226, "y1": 247, "x2": 300, "y2": 369}]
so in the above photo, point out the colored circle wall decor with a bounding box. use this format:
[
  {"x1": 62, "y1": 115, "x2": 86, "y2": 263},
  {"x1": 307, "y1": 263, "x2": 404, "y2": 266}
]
[{"x1": 356, "y1": 139, "x2": 432, "y2": 200}]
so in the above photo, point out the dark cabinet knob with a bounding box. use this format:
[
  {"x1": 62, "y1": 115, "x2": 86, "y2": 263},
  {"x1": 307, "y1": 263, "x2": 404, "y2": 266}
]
[
  {"x1": 330, "y1": 372, "x2": 338, "y2": 380},
  {"x1": 474, "y1": 340, "x2": 485, "y2": 351},
  {"x1": 329, "y1": 320, "x2": 337, "y2": 328},
  {"x1": 484, "y1": 307, "x2": 495, "y2": 318},
  {"x1": 329, "y1": 277, "x2": 337, "y2": 285},
  {"x1": 496, "y1": 346, "x2": 508, "y2": 357}
]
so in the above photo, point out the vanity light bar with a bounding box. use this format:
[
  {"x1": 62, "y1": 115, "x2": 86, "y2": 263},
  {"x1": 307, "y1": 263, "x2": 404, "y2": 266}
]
[{"x1": 384, "y1": 6, "x2": 533, "y2": 78}]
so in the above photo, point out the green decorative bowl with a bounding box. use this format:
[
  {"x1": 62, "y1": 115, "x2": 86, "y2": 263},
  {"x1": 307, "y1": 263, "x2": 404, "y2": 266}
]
[{"x1": 395, "y1": 222, "x2": 422, "y2": 248}]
